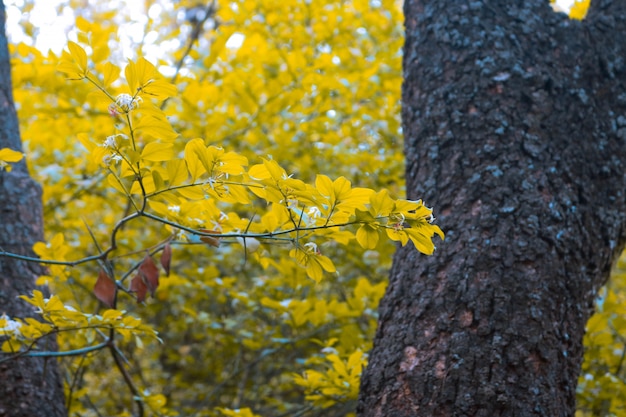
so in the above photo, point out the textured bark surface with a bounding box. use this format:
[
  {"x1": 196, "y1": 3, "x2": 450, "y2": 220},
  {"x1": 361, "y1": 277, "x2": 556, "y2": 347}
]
[
  {"x1": 358, "y1": 1, "x2": 626, "y2": 416},
  {"x1": 0, "y1": 2, "x2": 67, "y2": 416}
]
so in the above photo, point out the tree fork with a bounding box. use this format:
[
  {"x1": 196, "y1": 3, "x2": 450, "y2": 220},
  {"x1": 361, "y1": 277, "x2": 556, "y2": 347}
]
[{"x1": 358, "y1": 0, "x2": 626, "y2": 416}]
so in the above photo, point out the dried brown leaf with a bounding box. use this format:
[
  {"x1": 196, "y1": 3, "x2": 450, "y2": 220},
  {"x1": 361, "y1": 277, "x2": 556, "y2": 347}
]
[
  {"x1": 139, "y1": 254, "x2": 160, "y2": 296},
  {"x1": 130, "y1": 274, "x2": 148, "y2": 303},
  {"x1": 198, "y1": 229, "x2": 221, "y2": 247},
  {"x1": 94, "y1": 269, "x2": 116, "y2": 308}
]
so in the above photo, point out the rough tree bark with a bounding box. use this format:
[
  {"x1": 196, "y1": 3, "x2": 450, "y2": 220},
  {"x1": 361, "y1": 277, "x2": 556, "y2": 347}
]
[
  {"x1": 0, "y1": 2, "x2": 67, "y2": 417},
  {"x1": 358, "y1": 0, "x2": 626, "y2": 416}
]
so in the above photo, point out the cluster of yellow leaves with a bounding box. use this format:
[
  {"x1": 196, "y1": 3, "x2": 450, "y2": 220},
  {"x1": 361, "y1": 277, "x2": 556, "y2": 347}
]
[
  {"x1": 293, "y1": 348, "x2": 366, "y2": 408},
  {"x1": 577, "y1": 254, "x2": 626, "y2": 417},
  {"x1": 1, "y1": 290, "x2": 158, "y2": 354},
  {"x1": 32, "y1": 232, "x2": 70, "y2": 284},
  {"x1": 56, "y1": 39, "x2": 443, "y2": 287}
]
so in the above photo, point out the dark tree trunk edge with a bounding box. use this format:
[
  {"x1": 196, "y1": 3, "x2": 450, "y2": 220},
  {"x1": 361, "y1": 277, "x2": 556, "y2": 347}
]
[{"x1": 358, "y1": 1, "x2": 626, "y2": 416}]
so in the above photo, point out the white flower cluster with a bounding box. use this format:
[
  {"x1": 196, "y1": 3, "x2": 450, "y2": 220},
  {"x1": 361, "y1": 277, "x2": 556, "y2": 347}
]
[
  {"x1": 108, "y1": 94, "x2": 143, "y2": 115},
  {"x1": 0, "y1": 314, "x2": 22, "y2": 336}
]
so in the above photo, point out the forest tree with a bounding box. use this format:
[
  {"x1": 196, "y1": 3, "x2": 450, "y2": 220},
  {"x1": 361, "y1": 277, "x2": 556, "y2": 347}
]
[
  {"x1": 0, "y1": 2, "x2": 66, "y2": 416},
  {"x1": 0, "y1": 1, "x2": 441, "y2": 416},
  {"x1": 358, "y1": 0, "x2": 626, "y2": 416}
]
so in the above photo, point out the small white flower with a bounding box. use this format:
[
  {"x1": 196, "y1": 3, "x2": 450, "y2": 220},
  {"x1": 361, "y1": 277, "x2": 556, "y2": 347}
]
[
  {"x1": 115, "y1": 94, "x2": 133, "y2": 107},
  {"x1": 307, "y1": 207, "x2": 322, "y2": 219},
  {"x1": 114, "y1": 94, "x2": 143, "y2": 112},
  {"x1": 304, "y1": 242, "x2": 320, "y2": 254},
  {"x1": 175, "y1": 229, "x2": 187, "y2": 240},
  {"x1": 0, "y1": 314, "x2": 22, "y2": 334},
  {"x1": 101, "y1": 134, "x2": 127, "y2": 149},
  {"x1": 321, "y1": 346, "x2": 338, "y2": 355},
  {"x1": 286, "y1": 198, "x2": 299, "y2": 210},
  {"x1": 103, "y1": 154, "x2": 123, "y2": 165},
  {"x1": 103, "y1": 135, "x2": 117, "y2": 149}
]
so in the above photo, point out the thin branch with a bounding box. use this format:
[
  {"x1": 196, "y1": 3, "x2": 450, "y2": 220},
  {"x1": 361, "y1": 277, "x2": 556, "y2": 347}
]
[
  {"x1": 0, "y1": 250, "x2": 103, "y2": 266},
  {"x1": 110, "y1": 342, "x2": 144, "y2": 417},
  {"x1": 143, "y1": 179, "x2": 264, "y2": 200},
  {"x1": 0, "y1": 341, "x2": 108, "y2": 362},
  {"x1": 141, "y1": 211, "x2": 366, "y2": 239},
  {"x1": 120, "y1": 241, "x2": 171, "y2": 284},
  {"x1": 66, "y1": 353, "x2": 88, "y2": 413},
  {"x1": 169, "y1": 0, "x2": 217, "y2": 86},
  {"x1": 0, "y1": 207, "x2": 389, "y2": 270}
]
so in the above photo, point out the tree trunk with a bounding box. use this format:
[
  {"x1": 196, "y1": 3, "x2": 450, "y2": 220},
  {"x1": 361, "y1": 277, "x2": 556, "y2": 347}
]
[
  {"x1": 0, "y1": 2, "x2": 67, "y2": 416},
  {"x1": 358, "y1": 0, "x2": 626, "y2": 416}
]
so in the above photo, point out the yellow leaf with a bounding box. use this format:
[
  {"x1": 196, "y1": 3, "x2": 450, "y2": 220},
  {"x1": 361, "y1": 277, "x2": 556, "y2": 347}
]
[
  {"x1": 141, "y1": 142, "x2": 174, "y2": 161},
  {"x1": 264, "y1": 159, "x2": 287, "y2": 181},
  {"x1": 184, "y1": 139, "x2": 208, "y2": 181},
  {"x1": 218, "y1": 150, "x2": 248, "y2": 175},
  {"x1": 50, "y1": 232, "x2": 65, "y2": 248},
  {"x1": 144, "y1": 393, "x2": 167, "y2": 411},
  {"x1": 176, "y1": 185, "x2": 205, "y2": 200},
  {"x1": 356, "y1": 224, "x2": 379, "y2": 249},
  {"x1": 333, "y1": 176, "x2": 352, "y2": 200},
  {"x1": 0, "y1": 148, "x2": 23, "y2": 171},
  {"x1": 0, "y1": 148, "x2": 24, "y2": 163},
  {"x1": 315, "y1": 174, "x2": 334, "y2": 200},
  {"x1": 76, "y1": 32, "x2": 89, "y2": 45},
  {"x1": 371, "y1": 190, "x2": 395, "y2": 215},
  {"x1": 142, "y1": 79, "x2": 177, "y2": 100},
  {"x1": 386, "y1": 227, "x2": 409, "y2": 246},
  {"x1": 75, "y1": 16, "x2": 91, "y2": 32},
  {"x1": 125, "y1": 58, "x2": 139, "y2": 93},
  {"x1": 294, "y1": 249, "x2": 321, "y2": 282},
  {"x1": 248, "y1": 163, "x2": 271, "y2": 180},
  {"x1": 167, "y1": 159, "x2": 189, "y2": 186},
  {"x1": 19, "y1": 290, "x2": 45, "y2": 310},
  {"x1": 102, "y1": 309, "x2": 123, "y2": 321},
  {"x1": 569, "y1": 0, "x2": 590, "y2": 20},
  {"x1": 250, "y1": 159, "x2": 287, "y2": 181},
  {"x1": 316, "y1": 254, "x2": 336, "y2": 273},
  {"x1": 133, "y1": 58, "x2": 155, "y2": 89},
  {"x1": 76, "y1": 133, "x2": 95, "y2": 152},
  {"x1": 152, "y1": 169, "x2": 165, "y2": 190},
  {"x1": 66, "y1": 41, "x2": 88, "y2": 77},
  {"x1": 147, "y1": 200, "x2": 170, "y2": 217},
  {"x1": 126, "y1": 57, "x2": 171, "y2": 96},
  {"x1": 134, "y1": 114, "x2": 179, "y2": 141},
  {"x1": 107, "y1": 173, "x2": 129, "y2": 195},
  {"x1": 99, "y1": 62, "x2": 120, "y2": 87},
  {"x1": 130, "y1": 175, "x2": 156, "y2": 194}
]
